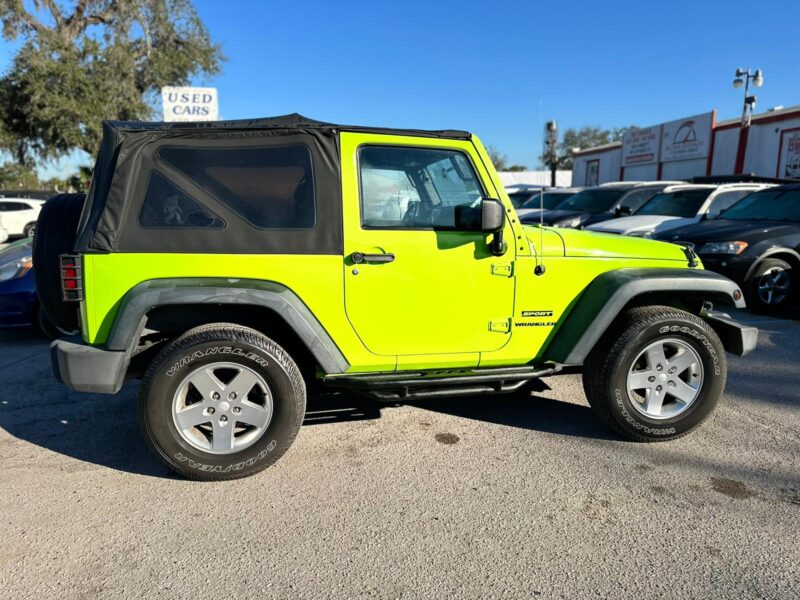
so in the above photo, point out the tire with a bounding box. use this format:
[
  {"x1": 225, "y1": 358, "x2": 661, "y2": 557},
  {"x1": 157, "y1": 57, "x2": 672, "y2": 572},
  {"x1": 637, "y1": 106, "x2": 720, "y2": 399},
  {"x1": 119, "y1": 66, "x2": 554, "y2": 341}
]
[
  {"x1": 583, "y1": 306, "x2": 727, "y2": 442},
  {"x1": 23, "y1": 222, "x2": 36, "y2": 238},
  {"x1": 745, "y1": 258, "x2": 794, "y2": 313},
  {"x1": 139, "y1": 323, "x2": 307, "y2": 481},
  {"x1": 32, "y1": 193, "x2": 87, "y2": 333},
  {"x1": 35, "y1": 304, "x2": 80, "y2": 340}
]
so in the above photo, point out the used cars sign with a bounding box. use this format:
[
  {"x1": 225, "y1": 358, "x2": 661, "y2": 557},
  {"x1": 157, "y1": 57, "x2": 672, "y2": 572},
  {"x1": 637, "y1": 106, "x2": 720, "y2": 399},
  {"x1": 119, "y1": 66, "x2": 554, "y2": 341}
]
[{"x1": 161, "y1": 86, "x2": 219, "y2": 122}]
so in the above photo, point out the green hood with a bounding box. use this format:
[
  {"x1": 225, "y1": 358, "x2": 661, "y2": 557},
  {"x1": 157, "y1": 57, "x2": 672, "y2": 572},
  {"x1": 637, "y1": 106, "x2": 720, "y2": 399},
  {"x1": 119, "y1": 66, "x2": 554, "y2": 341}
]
[{"x1": 523, "y1": 225, "x2": 689, "y2": 262}]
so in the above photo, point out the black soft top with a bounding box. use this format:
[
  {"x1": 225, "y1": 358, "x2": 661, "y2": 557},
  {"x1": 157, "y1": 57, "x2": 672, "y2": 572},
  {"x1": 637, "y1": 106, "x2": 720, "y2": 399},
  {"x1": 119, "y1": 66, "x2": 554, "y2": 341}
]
[
  {"x1": 74, "y1": 114, "x2": 472, "y2": 254},
  {"x1": 103, "y1": 113, "x2": 471, "y2": 140}
]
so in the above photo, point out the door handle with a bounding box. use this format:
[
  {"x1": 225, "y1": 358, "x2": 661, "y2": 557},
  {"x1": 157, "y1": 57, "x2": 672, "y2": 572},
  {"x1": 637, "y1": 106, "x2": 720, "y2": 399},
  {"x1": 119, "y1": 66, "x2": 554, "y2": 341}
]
[{"x1": 351, "y1": 252, "x2": 395, "y2": 264}]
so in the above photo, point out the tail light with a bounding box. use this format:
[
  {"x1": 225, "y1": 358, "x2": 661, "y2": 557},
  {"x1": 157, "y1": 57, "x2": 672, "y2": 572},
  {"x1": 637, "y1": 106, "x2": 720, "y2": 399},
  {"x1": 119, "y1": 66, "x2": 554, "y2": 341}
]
[{"x1": 60, "y1": 254, "x2": 83, "y2": 301}]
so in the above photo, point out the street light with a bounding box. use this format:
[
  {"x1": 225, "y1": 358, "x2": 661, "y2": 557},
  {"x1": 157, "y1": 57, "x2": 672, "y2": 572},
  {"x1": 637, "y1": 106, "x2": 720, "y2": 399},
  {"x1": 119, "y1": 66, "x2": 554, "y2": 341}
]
[
  {"x1": 733, "y1": 67, "x2": 764, "y2": 127},
  {"x1": 732, "y1": 67, "x2": 764, "y2": 174}
]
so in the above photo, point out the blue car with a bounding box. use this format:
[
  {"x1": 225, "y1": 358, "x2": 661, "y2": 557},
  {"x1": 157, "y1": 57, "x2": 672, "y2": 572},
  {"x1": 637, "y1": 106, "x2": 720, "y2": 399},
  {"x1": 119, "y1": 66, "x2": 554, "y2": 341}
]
[{"x1": 0, "y1": 238, "x2": 73, "y2": 338}]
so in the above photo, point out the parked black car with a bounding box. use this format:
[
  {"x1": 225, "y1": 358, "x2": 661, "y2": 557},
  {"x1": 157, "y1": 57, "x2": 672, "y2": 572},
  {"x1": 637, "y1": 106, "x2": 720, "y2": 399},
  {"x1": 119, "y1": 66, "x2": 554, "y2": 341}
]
[
  {"x1": 514, "y1": 187, "x2": 581, "y2": 220},
  {"x1": 520, "y1": 182, "x2": 676, "y2": 229},
  {"x1": 653, "y1": 183, "x2": 800, "y2": 312}
]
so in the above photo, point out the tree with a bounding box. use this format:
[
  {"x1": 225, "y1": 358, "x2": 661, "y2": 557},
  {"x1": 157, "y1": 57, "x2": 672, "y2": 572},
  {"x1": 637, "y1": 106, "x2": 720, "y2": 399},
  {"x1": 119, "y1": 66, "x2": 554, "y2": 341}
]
[
  {"x1": 486, "y1": 146, "x2": 507, "y2": 171},
  {"x1": 41, "y1": 166, "x2": 91, "y2": 191},
  {"x1": 0, "y1": 0, "x2": 223, "y2": 164},
  {"x1": 0, "y1": 161, "x2": 41, "y2": 189},
  {"x1": 540, "y1": 125, "x2": 638, "y2": 170},
  {"x1": 506, "y1": 164, "x2": 528, "y2": 172}
]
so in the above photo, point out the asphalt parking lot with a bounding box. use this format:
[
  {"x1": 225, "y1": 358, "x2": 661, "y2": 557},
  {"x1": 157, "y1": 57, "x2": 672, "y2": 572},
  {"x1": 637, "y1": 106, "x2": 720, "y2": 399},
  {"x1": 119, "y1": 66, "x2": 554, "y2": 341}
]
[{"x1": 1, "y1": 304, "x2": 799, "y2": 598}]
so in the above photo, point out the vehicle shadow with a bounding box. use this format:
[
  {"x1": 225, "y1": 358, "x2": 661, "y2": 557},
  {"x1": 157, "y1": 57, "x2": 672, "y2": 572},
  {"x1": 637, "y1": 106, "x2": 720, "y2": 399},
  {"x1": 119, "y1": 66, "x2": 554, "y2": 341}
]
[
  {"x1": 0, "y1": 383, "x2": 175, "y2": 479},
  {"x1": 0, "y1": 368, "x2": 614, "y2": 479},
  {"x1": 406, "y1": 380, "x2": 617, "y2": 441},
  {"x1": 307, "y1": 379, "x2": 617, "y2": 441}
]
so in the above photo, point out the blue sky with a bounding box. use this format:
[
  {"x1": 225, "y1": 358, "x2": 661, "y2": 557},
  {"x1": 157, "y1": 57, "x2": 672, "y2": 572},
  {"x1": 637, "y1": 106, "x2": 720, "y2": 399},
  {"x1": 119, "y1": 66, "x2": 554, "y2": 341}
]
[{"x1": 2, "y1": 0, "x2": 800, "y2": 176}]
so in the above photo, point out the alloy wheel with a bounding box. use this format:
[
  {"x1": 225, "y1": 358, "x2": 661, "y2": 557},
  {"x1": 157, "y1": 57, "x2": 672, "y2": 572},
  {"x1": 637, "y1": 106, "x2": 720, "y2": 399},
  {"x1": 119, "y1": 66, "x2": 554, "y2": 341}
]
[
  {"x1": 171, "y1": 362, "x2": 273, "y2": 454},
  {"x1": 626, "y1": 338, "x2": 704, "y2": 420},
  {"x1": 757, "y1": 267, "x2": 791, "y2": 306}
]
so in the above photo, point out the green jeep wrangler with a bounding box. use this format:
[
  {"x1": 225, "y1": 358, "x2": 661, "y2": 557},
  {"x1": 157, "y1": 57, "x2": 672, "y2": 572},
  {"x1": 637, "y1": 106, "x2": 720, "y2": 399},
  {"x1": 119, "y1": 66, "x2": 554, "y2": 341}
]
[{"x1": 35, "y1": 114, "x2": 757, "y2": 480}]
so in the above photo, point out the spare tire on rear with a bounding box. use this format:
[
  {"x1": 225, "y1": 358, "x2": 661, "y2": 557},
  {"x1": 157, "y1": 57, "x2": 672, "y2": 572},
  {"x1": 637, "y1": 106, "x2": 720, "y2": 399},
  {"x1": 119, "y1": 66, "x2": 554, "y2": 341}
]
[{"x1": 33, "y1": 193, "x2": 87, "y2": 334}]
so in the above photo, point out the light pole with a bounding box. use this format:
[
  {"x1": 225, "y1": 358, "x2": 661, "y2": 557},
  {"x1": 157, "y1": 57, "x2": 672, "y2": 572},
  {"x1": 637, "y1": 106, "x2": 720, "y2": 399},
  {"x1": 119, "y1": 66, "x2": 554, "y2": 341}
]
[
  {"x1": 733, "y1": 67, "x2": 763, "y2": 173},
  {"x1": 733, "y1": 67, "x2": 764, "y2": 127}
]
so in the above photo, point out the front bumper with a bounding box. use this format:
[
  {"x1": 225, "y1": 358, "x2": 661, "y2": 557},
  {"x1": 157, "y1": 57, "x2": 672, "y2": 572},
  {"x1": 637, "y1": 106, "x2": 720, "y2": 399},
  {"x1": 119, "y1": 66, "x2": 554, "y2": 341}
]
[
  {"x1": 696, "y1": 254, "x2": 756, "y2": 286},
  {"x1": 51, "y1": 338, "x2": 129, "y2": 394},
  {"x1": 702, "y1": 311, "x2": 758, "y2": 356}
]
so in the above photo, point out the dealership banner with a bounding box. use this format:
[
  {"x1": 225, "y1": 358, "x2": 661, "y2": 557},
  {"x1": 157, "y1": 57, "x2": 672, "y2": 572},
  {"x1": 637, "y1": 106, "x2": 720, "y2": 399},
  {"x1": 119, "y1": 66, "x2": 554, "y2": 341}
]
[
  {"x1": 622, "y1": 125, "x2": 661, "y2": 166},
  {"x1": 777, "y1": 129, "x2": 800, "y2": 179},
  {"x1": 660, "y1": 111, "x2": 714, "y2": 163},
  {"x1": 162, "y1": 86, "x2": 219, "y2": 122}
]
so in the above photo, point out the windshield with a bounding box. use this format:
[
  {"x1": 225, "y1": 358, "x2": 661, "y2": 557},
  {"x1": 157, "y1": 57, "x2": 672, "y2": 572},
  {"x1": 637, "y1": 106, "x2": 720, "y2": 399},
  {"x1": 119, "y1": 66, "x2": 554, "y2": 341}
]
[
  {"x1": 508, "y1": 191, "x2": 537, "y2": 208},
  {"x1": 634, "y1": 189, "x2": 712, "y2": 217},
  {"x1": 521, "y1": 192, "x2": 575, "y2": 210},
  {"x1": 618, "y1": 188, "x2": 662, "y2": 212},
  {"x1": 721, "y1": 189, "x2": 800, "y2": 221},
  {"x1": 554, "y1": 189, "x2": 626, "y2": 213}
]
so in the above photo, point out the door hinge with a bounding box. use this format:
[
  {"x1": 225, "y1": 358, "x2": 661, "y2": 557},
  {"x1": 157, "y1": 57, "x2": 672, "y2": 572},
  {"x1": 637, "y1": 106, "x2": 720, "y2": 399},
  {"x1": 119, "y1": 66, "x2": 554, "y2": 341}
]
[
  {"x1": 491, "y1": 263, "x2": 514, "y2": 277},
  {"x1": 489, "y1": 319, "x2": 511, "y2": 333}
]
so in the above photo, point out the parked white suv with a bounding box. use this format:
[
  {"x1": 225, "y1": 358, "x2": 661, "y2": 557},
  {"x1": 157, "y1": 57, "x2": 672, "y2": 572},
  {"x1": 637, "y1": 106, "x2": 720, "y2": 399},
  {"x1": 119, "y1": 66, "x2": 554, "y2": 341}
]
[
  {"x1": 0, "y1": 216, "x2": 8, "y2": 244},
  {"x1": 586, "y1": 183, "x2": 773, "y2": 238},
  {"x1": 0, "y1": 198, "x2": 45, "y2": 238}
]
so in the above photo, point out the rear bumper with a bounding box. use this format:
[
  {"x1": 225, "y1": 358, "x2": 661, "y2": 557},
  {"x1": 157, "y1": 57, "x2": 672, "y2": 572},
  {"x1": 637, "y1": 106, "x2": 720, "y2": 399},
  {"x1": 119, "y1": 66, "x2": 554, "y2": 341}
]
[
  {"x1": 50, "y1": 338, "x2": 129, "y2": 394},
  {"x1": 702, "y1": 311, "x2": 758, "y2": 356}
]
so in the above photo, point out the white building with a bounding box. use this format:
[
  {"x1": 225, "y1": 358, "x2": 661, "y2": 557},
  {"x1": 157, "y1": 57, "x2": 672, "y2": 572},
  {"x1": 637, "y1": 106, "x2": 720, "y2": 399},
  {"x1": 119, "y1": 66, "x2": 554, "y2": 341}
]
[
  {"x1": 497, "y1": 170, "x2": 572, "y2": 188},
  {"x1": 572, "y1": 105, "x2": 800, "y2": 185}
]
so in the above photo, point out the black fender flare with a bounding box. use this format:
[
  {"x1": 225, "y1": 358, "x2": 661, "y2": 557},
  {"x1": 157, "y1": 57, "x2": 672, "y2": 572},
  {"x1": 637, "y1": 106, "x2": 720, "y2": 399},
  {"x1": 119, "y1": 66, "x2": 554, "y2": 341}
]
[
  {"x1": 106, "y1": 278, "x2": 350, "y2": 374},
  {"x1": 541, "y1": 268, "x2": 746, "y2": 365}
]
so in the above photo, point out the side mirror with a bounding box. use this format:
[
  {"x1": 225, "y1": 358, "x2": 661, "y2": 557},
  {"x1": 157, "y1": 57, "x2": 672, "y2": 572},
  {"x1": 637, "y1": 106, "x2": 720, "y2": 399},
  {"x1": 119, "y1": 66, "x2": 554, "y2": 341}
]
[
  {"x1": 454, "y1": 199, "x2": 507, "y2": 256},
  {"x1": 615, "y1": 205, "x2": 632, "y2": 217},
  {"x1": 454, "y1": 198, "x2": 505, "y2": 232},
  {"x1": 481, "y1": 198, "x2": 505, "y2": 232},
  {"x1": 482, "y1": 198, "x2": 507, "y2": 256}
]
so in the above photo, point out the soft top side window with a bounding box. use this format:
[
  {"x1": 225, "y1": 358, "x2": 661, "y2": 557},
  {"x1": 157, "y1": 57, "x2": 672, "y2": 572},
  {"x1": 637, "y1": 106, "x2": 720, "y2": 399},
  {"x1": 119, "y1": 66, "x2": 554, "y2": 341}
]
[
  {"x1": 139, "y1": 171, "x2": 224, "y2": 229},
  {"x1": 158, "y1": 144, "x2": 316, "y2": 229}
]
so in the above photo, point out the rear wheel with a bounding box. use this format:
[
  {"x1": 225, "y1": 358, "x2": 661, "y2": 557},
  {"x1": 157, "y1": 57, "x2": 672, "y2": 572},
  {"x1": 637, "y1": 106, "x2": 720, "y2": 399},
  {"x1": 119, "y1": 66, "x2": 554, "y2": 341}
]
[
  {"x1": 139, "y1": 324, "x2": 307, "y2": 480},
  {"x1": 745, "y1": 258, "x2": 794, "y2": 312},
  {"x1": 23, "y1": 222, "x2": 36, "y2": 238},
  {"x1": 583, "y1": 306, "x2": 726, "y2": 442}
]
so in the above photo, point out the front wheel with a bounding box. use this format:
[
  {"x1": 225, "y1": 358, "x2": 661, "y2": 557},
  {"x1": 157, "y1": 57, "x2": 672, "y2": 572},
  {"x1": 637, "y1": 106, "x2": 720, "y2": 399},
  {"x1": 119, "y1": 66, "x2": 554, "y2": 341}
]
[
  {"x1": 583, "y1": 306, "x2": 727, "y2": 442},
  {"x1": 745, "y1": 258, "x2": 794, "y2": 312},
  {"x1": 139, "y1": 324, "x2": 307, "y2": 480}
]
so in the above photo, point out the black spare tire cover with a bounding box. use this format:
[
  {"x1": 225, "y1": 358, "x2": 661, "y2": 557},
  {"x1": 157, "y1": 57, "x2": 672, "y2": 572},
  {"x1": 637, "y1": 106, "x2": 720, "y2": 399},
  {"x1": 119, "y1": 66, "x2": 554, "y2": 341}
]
[{"x1": 33, "y1": 193, "x2": 87, "y2": 333}]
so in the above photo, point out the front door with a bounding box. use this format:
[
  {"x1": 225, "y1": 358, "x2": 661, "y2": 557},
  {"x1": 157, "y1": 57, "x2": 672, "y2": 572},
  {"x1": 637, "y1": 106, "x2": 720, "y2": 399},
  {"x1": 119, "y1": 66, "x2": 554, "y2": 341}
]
[{"x1": 341, "y1": 134, "x2": 515, "y2": 360}]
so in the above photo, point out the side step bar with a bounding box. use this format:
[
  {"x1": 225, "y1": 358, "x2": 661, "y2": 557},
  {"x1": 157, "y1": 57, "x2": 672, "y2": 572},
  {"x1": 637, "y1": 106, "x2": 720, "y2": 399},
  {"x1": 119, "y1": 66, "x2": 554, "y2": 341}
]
[{"x1": 323, "y1": 365, "x2": 560, "y2": 400}]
